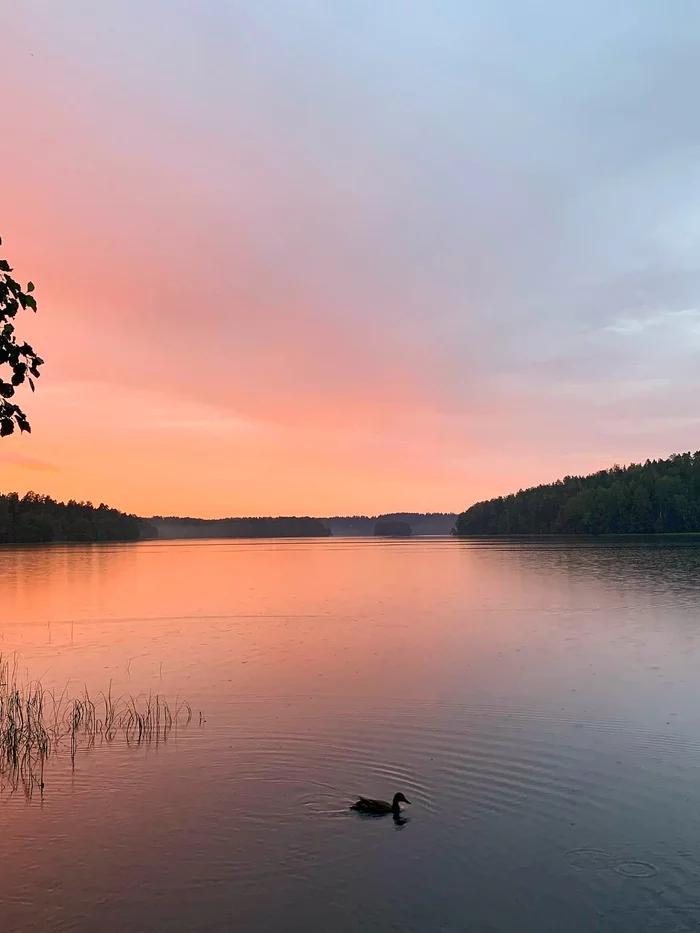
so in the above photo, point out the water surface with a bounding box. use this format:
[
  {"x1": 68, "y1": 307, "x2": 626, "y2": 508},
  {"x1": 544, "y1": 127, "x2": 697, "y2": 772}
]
[{"x1": 2, "y1": 537, "x2": 700, "y2": 932}]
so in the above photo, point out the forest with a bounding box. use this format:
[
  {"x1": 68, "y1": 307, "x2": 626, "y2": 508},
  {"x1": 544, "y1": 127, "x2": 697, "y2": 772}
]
[
  {"x1": 0, "y1": 492, "x2": 153, "y2": 543},
  {"x1": 374, "y1": 520, "x2": 412, "y2": 537},
  {"x1": 149, "y1": 516, "x2": 331, "y2": 538},
  {"x1": 325, "y1": 513, "x2": 455, "y2": 536},
  {"x1": 454, "y1": 452, "x2": 700, "y2": 536}
]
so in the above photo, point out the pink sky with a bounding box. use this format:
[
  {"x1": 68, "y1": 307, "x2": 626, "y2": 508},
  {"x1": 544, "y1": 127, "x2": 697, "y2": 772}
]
[{"x1": 2, "y1": 3, "x2": 699, "y2": 517}]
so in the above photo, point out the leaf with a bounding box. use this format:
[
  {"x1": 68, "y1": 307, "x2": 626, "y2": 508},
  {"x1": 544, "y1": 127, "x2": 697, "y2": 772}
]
[
  {"x1": 11, "y1": 363, "x2": 27, "y2": 386},
  {"x1": 1, "y1": 244, "x2": 41, "y2": 441}
]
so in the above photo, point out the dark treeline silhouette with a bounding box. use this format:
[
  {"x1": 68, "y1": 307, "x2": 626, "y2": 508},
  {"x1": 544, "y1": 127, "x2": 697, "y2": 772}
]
[
  {"x1": 374, "y1": 520, "x2": 412, "y2": 537},
  {"x1": 454, "y1": 452, "x2": 700, "y2": 536},
  {"x1": 155, "y1": 513, "x2": 455, "y2": 539},
  {"x1": 0, "y1": 492, "x2": 153, "y2": 544},
  {"x1": 326, "y1": 513, "x2": 455, "y2": 536},
  {"x1": 0, "y1": 498, "x2": 451, "y2": 544},
  {"x1": 150, "y1": 516, "x2": 331, "y2": 539}
]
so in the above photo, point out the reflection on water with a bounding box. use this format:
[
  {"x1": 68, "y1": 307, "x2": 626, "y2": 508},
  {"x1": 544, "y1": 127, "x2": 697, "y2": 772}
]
[{"x1": 2, "y1": 537, "x2": 700, "y2": 932}]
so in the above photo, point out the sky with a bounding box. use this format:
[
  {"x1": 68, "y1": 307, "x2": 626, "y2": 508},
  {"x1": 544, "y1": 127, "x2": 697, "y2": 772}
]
[{"x1": 2, "y1": 0, "x2": 700, "y2": 517}]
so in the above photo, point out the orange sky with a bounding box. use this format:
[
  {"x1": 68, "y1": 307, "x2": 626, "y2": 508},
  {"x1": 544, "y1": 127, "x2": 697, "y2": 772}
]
[{"x1": 2, "y1": 3, "x2": 697, "y2": 517}]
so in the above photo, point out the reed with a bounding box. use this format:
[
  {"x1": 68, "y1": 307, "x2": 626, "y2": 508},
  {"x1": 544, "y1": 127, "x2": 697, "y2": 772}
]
[{"x1": 0, "y1": 654, "x2": 192, "y2": 797}]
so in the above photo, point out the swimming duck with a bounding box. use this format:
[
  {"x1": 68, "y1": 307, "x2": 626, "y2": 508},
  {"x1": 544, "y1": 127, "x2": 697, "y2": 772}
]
[{"x1": 350, "y1": 792, "x2": 411, "y2": 815}]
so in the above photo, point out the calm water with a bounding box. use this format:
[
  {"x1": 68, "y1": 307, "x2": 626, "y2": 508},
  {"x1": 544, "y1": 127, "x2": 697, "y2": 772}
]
[{"x1": 3, "y1": 537, "x2": 700, "y2": 932}]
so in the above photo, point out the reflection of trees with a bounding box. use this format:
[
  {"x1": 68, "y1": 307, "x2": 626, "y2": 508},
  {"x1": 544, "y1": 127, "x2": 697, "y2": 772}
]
[{"x1": 456, "y1": 536, "x2": 700, "y2": 622}]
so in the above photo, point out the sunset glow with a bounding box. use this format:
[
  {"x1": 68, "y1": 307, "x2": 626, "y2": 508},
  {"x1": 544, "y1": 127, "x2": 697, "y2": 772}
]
[{"x1": 3, "y1": 2, "x2": 699, "y2": 516}]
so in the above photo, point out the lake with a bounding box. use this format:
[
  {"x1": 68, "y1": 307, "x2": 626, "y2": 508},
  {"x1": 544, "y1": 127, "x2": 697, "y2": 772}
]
[{"x1": 2, "y1": 537, "x2": 700, "y2": 932}]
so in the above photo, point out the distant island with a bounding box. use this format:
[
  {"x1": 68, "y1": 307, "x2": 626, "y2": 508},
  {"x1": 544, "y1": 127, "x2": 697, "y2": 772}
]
[
  {"x1": 454, "y1": 451, "x2": 700, "y2": 536},
  {"x1": 152, "y1": 512, "x2": 455, "y2": 539},
  {"x1": 324, "y1": 513, "x2": 455, "y2": 536},
  {"x1": 150, "y1": 516, "x2": 331, "y2": 539},
  {"x1": 0, "y1": 492, "x2": 153, "y2": 544},
  {"x1": 374, "y1": 519, "x2": 412, "y2": 537}
]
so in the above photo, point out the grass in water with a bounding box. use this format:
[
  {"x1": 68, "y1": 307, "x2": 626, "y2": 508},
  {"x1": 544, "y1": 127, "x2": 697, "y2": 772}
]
[{"x1": 0, "y1": 654, "x2": 192, "y2": 797}]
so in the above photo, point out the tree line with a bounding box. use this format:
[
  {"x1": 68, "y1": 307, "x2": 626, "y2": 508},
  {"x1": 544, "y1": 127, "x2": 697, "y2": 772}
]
[
  {"x1": 0, "y1": 493, "x2": 152, "y2": 544},
  {"x1": 374, "y1": 520, "x2": 412, "y2": 537},
  {"x1": 149, "y1": 516, "x2": 331, "y2": 539},
  {"x1": 454, "y1": 452, "x2": 700, "y2": 536},
  {"x1": 325, "y1": 513, "x2": 455, "y2": 536}
]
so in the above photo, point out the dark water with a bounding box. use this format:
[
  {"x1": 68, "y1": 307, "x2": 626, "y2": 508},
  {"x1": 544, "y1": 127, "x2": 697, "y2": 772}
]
[{"x1": 2, "y1": 537, "x2": 700, "y2": 932}]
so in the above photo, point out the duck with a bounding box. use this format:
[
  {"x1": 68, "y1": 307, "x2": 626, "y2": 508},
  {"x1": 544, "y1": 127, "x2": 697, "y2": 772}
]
[{"x1": 350, "y1": 792, "x2": 411, "y2": 815}]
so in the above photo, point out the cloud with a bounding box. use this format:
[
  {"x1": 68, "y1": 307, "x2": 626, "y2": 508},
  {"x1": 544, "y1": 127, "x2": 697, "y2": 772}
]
[
  {"x1": 604, "y1": 308, "x2": 700, "y2": 336},
  {"x1": 2, "y1": 0, "x2": 700, "y2": 512},
  {"x1": 0, "y1": 452, "x2": 62, "y2": 473}
]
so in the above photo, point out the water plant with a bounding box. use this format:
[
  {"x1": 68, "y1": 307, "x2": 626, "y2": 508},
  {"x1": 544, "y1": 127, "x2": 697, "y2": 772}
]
[{"x1": 0, "y1": 654, "x2": 192, "y2": 797}]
